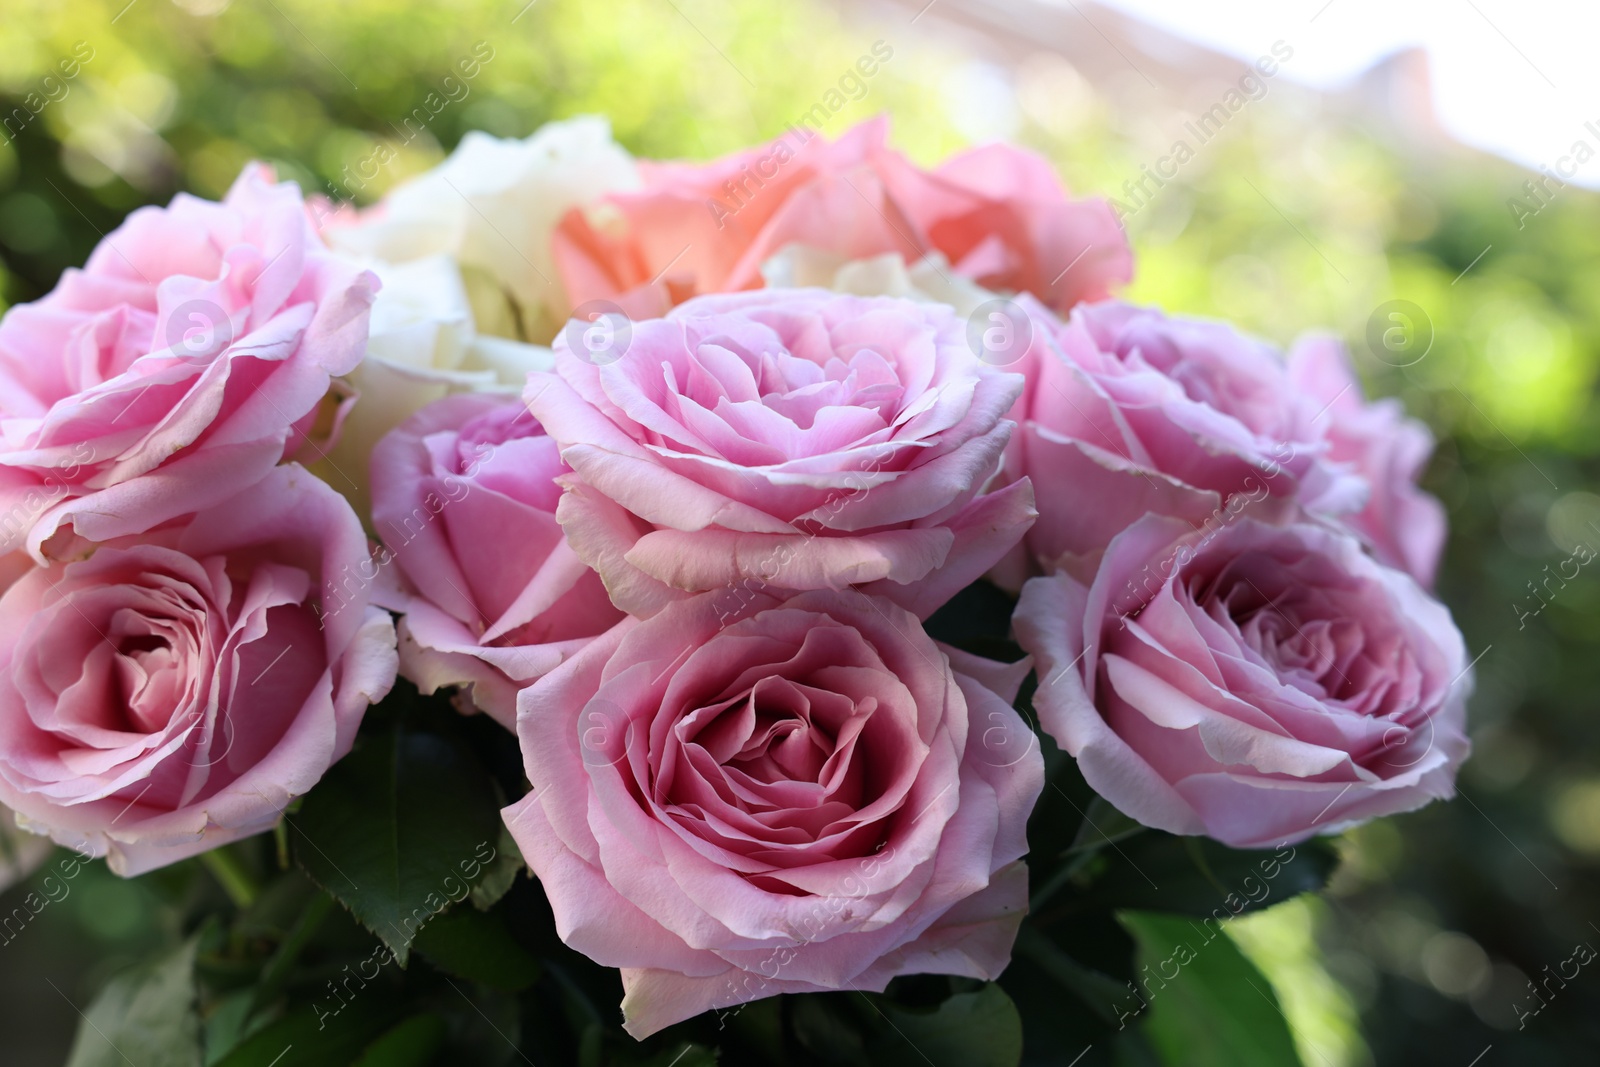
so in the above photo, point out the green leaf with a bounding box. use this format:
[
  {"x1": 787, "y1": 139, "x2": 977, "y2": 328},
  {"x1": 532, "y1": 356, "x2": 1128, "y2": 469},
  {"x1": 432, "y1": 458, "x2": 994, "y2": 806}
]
[
  {"x1": 411, "y1": 903, "x2": 541, "y2": 990},
  {"x1": 212, "y1": 999, "x2": 399, "y2": 1067},
  {"x1": 251, "y1": 890, "x2": 337, "y2": 1014},
  {"x1": 619, "y1": 1042, "x2": 719, "y2": 1067},
  {"x1": 868, "y1": 984, "x2": 1024, "y2": 1067},
  {"x1": 1012, "y1": 927, "x2": 1128, "y2": 1026},
  {"x1": 203, "y1": 989, "x2": 263, "y2": 1067},
  {"x1": 791, "y1": 985, "x2": 1026, "y2": 1067},
  {"x1": 65, "y1": 935, "x2": 202, "y2": 1067},
  {"x1": 430, "y1": 985, "x2": 525, "y2": 1066},
  {"x1": 293, "y1": 713, "x2": 503, "y2": 964},
  {"x1": 1003, "y1": 915, "x2": 1141, "y2": 1054},
  {"x1": 790, "y1": 994, "x2": 869, "y2": 1065},
  {"x1": 352, "y1": 1013, "x2": 449, "y2": 1067},
  {"x1": 1118, "y1": 910, "x2": 1302, "y2": 1067},
  {"x1": 469, "y1": 824, "x2": 524, "y2": 912},
  {"x1": 1029, "y1": 795, "x2": 1152, "y2": 913},
  {"x1": 1052, "y1": 834, "x2": 1338, "y2": 921},
  {"x1": 1066, "y1": 795, "x2": 1148, "y2": 855}
]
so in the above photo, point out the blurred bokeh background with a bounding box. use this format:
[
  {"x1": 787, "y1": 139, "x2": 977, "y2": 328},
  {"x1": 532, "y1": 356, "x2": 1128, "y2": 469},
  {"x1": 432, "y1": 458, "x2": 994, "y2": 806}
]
[{"x1": 3, "y1": 0, "x2": 1598, "y2": 1063}]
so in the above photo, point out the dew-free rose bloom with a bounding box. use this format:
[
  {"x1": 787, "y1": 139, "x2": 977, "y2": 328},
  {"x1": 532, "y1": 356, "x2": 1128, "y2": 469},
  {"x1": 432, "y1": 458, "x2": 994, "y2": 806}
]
[
  {"x1": 1007, "y1": 300, "x2": 1443, "y2": 580},
  {"x1": 1014, "y1": 515, "x2": 1470, "y2": 848},
  {"x1": 0, "y1": 552, "x2": 52, "y2": 893},
  {"x1": 503, "y1": 588, "x2": 1042, "y2": 1037},
  {"x1": 1288, "y1": 333, "x2": 1447, "y2": 586},
  {"x1": 552, "y1": 116, "x2": 1130, "y2": 320},
  {"x1": 525, "y1": 289, "x2": 1036, "y2": 618},
  {"x1": 760, "y1": 246, "x2": 996, "y2": 319},
  {"x1": 313, "y1": 253, "x2": 556, "y2": 520},
  {"x1": 370, "y1": 393, "x2": 623, "y2": 729},
  {"x1": 0, "y1": 166, "x2": 377, "y2": 559},
  {"x1": 326, "y1": 116, "x2": 639, "y2": 343},
  {"x1": 0, "y1": 465, "x2": 398, "y2": 875}
]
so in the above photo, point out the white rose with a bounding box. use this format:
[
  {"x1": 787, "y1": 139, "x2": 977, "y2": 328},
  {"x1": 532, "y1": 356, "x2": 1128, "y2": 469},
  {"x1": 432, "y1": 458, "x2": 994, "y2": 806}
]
[
  {"x1": 311, "y1": 254, "x2": 554, "y2": 519},
  {"x1": 760, "y1": 245, "x2": 996, "y2": 316},
  {"x1": 326, "y1": 116, "x2": 639, "y2": 343}
]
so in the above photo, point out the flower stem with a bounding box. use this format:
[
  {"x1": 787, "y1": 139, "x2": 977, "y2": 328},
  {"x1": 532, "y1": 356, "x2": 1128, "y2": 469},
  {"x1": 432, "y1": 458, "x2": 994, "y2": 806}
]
[
  {"x1": 253, "y1": 891, "x2": 335, "y2": 1011},
  {"x1": 202, "y1": 847, "x2": 261, "y2": 909}
]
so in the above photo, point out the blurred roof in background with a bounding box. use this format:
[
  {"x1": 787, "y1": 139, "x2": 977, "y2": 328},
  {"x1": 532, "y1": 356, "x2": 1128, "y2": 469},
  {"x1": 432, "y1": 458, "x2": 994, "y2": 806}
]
[{"x1": 873, "y1": 0, "x2": 1589, "y2": 182}]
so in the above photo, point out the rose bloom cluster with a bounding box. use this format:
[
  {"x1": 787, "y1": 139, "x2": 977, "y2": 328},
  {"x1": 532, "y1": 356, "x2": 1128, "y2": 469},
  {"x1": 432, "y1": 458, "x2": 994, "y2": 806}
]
[
  {"x1": 0, "y1": 167, "x2": 397, "y2": 874},
  {"x1": 0, "y1": 116, "x2": 1469, "y2": 1036}
]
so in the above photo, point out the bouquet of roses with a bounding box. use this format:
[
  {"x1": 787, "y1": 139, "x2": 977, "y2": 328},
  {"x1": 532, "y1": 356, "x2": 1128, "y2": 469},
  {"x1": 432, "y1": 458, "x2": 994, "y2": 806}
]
[{"x1": 0, "y1": 114, "x2": 1469, "y2": 1065}]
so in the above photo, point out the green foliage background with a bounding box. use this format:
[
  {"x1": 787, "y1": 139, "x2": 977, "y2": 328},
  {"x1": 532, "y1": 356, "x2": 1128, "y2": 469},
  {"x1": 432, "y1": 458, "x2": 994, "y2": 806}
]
[{"x1": 3, "y1": 0, "x2": 1599, "y2": 1064}]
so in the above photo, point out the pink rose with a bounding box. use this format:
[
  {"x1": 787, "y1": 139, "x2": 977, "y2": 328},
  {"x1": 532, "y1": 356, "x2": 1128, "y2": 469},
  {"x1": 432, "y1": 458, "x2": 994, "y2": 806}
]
[
  {"x1": 369, "y1": 393, "x2": 624, "y2": 729},
  {"x1": 1008, "y1": 300, "x2": 1431, "y2": 579},
  {"x1": 552, "y1": 117, "x2": 1130, "y2": 319},
  {"x1": 502, "y1": 588, "x2": 1042, "y2": 1037},
  {"x1": 0, "y1": 166, "x2": 377, "y2": 559},
  {"x1": 0, "y1": 465, "x2": 398, "y2": 875},
  {"x1": 525, "y1": 289, "x2": 1037, "y2": 618},
  {"x1": 1014, "y1": 515, "x2": 1470, "y2": 848},
  {"x1": 0, "y1": 552, "x2": 53, "y2": 892},
  {"x1": 1288, "y1": 334, "x2": 1446, "y2": 585}
]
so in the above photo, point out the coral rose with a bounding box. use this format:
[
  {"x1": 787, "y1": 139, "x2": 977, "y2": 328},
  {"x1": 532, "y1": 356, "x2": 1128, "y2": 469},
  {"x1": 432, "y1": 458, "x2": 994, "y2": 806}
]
[{"x1": 552, "y1": 116, "x2": 1130, "y2": 319}]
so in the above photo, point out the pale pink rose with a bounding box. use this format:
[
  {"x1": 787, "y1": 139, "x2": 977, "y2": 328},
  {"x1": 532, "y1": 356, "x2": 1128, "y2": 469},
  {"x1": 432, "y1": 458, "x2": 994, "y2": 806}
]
[
  {"x1": 0, "y1": 551, "x2": 53, "y2": 892},
  {"x1": 0, "y1": 165, "x2": 378, "y2": 560},
  {"x1": 0, "y1": 465, "x2": 398, "y2": 875},
  {"x1": 1007, "y1": 300, "x2": 1378, "y2": 579},
  {"x1": 552, "y1": 116, "x2": 1130, "y2": 320},
  {"x1": 1014, "y1": 515, "x2": 1470, "y2": 848},
  {"x1": 502, "y1": 588, "x2": 1042, "y2": 1037},
  {"x1": 369, "y1": 393, "x2": 624, "y2": 729},
  {"x1": 1288, "y1": 334, "x2": 1446, "y2": 586},
  {"x1": 525, "y1": 289, "x2": 1037, "y2": 618}
]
